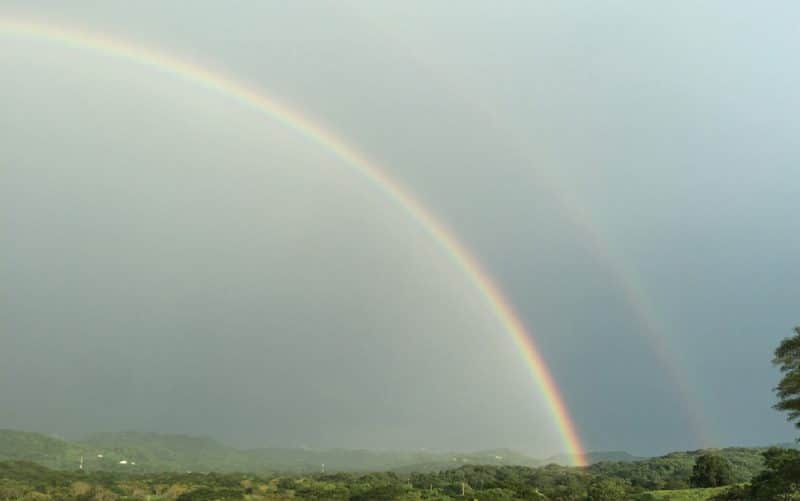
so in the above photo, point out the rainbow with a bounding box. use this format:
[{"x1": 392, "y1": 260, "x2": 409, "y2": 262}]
[{"x1": 0, "y1": 18, "x2": 587, "y2": 465}]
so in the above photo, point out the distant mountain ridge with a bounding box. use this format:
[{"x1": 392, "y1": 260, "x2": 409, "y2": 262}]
[
  {"x1": 0, "y1": 428, "x2": 784, "y2": 475},
  {"x1": 0, "y1": 429, "x2": 85, "y2": 468},
  {"x1": 0, "y1": 429, "x2": 548, "y2": 473},
  {"x1": 547, "y1": 450, "x2": 646, "y2": 465}
]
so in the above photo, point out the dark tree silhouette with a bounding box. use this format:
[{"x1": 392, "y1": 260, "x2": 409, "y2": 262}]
[
  {"x1": 690, "y1": 454, "x2": 734, "y2": 487},
  {"x1": 774, "y1": 326, "x2": 800, "y2": 427}
]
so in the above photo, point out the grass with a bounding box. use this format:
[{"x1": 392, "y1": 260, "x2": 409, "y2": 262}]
[{"x1": 642, "y1": 485, "x2": 730, "y2": 500}]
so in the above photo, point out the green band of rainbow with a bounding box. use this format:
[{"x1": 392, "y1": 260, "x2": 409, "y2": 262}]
[{"x1": 0, "y1": 18, "x2": 587, "y2": 465}]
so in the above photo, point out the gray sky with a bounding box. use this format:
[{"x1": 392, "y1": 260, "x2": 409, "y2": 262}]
[{"x1": 1, "y1": 1, "x2": 798, "y2": 457}]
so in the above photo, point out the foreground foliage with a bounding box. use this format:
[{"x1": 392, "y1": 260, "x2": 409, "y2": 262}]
[
  {"x1": 0, "y1": 439, "x2": 778, "y2": 500},
  {"x1": 0, "y1": 456, "x2": 757, "y2": 501},
  {"x1": 636, "y1": 486, "x2": 730, "y2": 501}
]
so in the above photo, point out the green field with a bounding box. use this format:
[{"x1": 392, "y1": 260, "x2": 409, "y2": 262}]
[{"x1": 642, "y1": 486, "x2": 730, "y2": 500}]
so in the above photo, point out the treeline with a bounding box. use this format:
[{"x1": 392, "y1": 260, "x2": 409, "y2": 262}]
[
  {"x1": 4, "y1": 460, "x2": 584, "y2": 500},
  {"x1": 587, "y1": 447, "x2": 768, "y2": 490},
  {"x1": 0, "y1": 454, "x2": 776, "y2": 500},
  {"x1": 0, "y1": 440, "x2": 781, "y2": 500}
]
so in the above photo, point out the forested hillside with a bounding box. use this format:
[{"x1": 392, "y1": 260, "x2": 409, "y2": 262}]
[
  {"x1": 588, "y1": 447, "x2": 772, "y2": 490},
  {"x1": 0, "y1": 430, "x2": 545, "y2": 474},
  {"x1": 0, "y1": 430, "x2": 88, "y2": 470},
  {"x1": 0, "y1": 429, "x2": 779, "y2": 482}
]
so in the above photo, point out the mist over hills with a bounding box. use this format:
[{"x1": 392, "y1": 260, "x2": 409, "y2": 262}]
[
  {"x1": 0, "y1": 429, "x2": 546, "y2": 474},
  {"x1": 7, "y1": 428, "x2": 799, "y2": 499},
  {"x1": 0, "y1": 429, "x2": 788, "y2": 478},
  {"x1": 546, "y1": 451, "x2": 646, "y2": 465}
]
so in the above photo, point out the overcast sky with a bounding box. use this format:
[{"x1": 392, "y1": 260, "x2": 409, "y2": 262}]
[{"x1": 1, "y1": 2, "x2": 798, "y2": 457}]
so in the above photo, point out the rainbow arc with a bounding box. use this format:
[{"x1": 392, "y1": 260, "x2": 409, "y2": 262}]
[{"x1": 0, "y1": 18, "x2": 587, "y2": 465}]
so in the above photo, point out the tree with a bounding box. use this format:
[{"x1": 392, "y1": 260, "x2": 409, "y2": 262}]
[
  {"x1": 690, "y1": 454, "x2": 734, "y2": 487},
  {"x1": 749, "y1": 448, "x2": 800, "y2": 500},
  {"x1": 719, "y1": 328, "x2": 800, "y2": 500},
  {"x1": 774, "y1": 327, "x2": 800, "y2": 427},
  {"x1": 587, "y1": 478, "x2": 628, "y2": 501},
  {"x1": 713, "y1": 448, "x2": 800, "y2": 500}
]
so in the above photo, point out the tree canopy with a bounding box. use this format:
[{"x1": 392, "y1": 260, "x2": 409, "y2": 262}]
[
  {"x1": 690, "y1": 454, "x2": 734, "y2": 487},
  {"x1": 773, "y1": 326, "x2": 800, "y2": 427}
]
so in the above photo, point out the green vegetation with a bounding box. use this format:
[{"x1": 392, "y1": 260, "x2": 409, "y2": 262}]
[
  {"x1": 0, "y1": 429, "x2": 779, "y2": 481},
  {"x1": 0, "y1": 456, "x2": 769, "y2": 500},
  {"x1": 0, "y1": 430, "x2": 548, "y2": 474},
  {"x1": 689, "y1": 454, "x2": 733, "y2": 488},
  {"x1": 2, "y1": 325, "x2": 800, "y2": 499},
  {"x1": 637, "y1": 486, "x2": 729, "y2": 500},
  {"x1": 0, "y1": 430, "x2": 88, "y2": 471},
  {"x1": 587, "y1": 478, "x2": 628, "y2": 501},
  {"x1": 0, "y1": 460, "x2": 581, "y2": 500},
  {"x1": 0, "y1": 431, "x2": 778, "y2": 499},
  {"x1": 550, "y1": 452, "x2": 645, "y2": 465},
  {"x1": 774, "y1": 326, "x2": 800, "y2": 429},
  {"x1": 0, "y1": 439, "x2": 789, "y2": 500},
  {"x1": 0, "y1": 455, "x2": 766, "y2": 501},
  {"x1": 587, "y1": 447, "x2": 766, "y2": 491}
]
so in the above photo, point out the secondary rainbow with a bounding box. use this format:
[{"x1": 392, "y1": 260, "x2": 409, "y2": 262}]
[
  {"x1": 349, "y1": 12, "x2": 710, "y2": 446},
  {"x1": 0, "y1": 18, "x2": 587, "y2": 465}
]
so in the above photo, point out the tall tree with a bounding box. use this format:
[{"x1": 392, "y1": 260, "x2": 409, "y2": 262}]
[
  {"x1": 773, "y1": 326, "x2": 800, "y2": 427},
  {"x1": 587, "y1": 478, "x2": 628, "y2": 501},
  {"x1": 690, "y1": 453, "x2": 734, "y2": 488}
]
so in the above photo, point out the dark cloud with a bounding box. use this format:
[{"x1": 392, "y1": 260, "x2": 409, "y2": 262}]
[{"x1": 1, "y1": 2, "x2": 797, "y2": 456}]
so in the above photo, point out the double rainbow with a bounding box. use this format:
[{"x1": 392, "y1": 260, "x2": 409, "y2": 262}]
[{"x1": 0, "y1": 18, "x2": 587, "y2": 465}]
